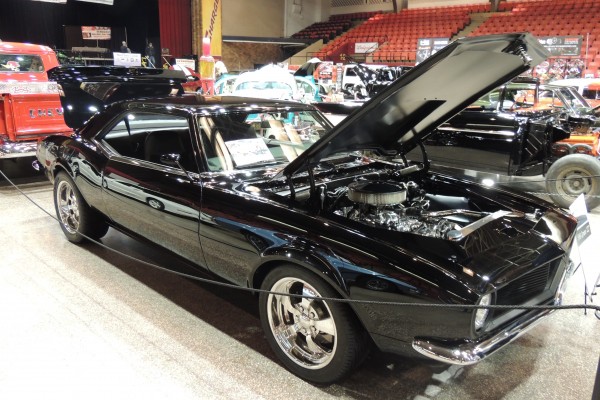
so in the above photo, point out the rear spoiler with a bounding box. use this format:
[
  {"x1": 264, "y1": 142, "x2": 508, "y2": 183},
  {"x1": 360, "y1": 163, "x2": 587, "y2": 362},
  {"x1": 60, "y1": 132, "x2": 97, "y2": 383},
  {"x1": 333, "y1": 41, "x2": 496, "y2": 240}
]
[{"x1": 48, "y1": 66, "x2": 187, "y2": 129}]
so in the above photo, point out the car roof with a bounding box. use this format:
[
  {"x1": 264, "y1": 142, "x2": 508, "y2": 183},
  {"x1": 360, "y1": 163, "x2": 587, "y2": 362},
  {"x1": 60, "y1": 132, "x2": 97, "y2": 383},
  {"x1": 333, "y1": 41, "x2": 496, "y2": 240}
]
[
  {"x1": 0, "y1": 42, "x2": 55, "y2": 55},
  {"x1": 123, "y1": 94, "x2": 311, "y2": 110}
]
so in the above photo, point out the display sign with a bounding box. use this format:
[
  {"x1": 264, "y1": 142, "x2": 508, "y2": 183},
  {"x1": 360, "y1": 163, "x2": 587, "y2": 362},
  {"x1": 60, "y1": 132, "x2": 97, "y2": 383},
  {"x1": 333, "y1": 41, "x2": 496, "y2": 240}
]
[
  {"x1": 354, "y1": 42, "x2": 378, "y2": 54},
  {"x1": 113, "y1": 52, "x2": 141, "y2": 67},
  {"x1": 74, "y1": 0, "x2": 114, "y2": 4},
  {"x1": 316, "y1": 62, "x2": 334, "y2": 82},
  {"x1": 224, "y1": 138, "x2": 274, "y2": 167},
  {"x1": 175, "y1": 58, "x2": 196, "y2": 71},
  {"x1": 416, "y1": 37, "x2": 449, "y2": 64},
  {"x1": 81, "y1": 26, "x2": 111, "y2": 40},
  {"x1": 538, "y1": 36, "x2": 582, "y2": 57},
  {"x1": 569, "y1": 194, "x2": 591, "y2": 245},
  {"x1": 534, "y1": 58, "x2": 585, "y2": 81}
]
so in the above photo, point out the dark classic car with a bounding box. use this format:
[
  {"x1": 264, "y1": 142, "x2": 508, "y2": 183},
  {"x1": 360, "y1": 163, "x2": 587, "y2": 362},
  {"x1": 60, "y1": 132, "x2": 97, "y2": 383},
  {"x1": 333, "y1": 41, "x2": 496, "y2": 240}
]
[
  {"x1": 417, "y1": 77, "x2": 600, "y2": 209},
  {"x1": 36, "y1": 34, "x2": 578, "y2": 384}
]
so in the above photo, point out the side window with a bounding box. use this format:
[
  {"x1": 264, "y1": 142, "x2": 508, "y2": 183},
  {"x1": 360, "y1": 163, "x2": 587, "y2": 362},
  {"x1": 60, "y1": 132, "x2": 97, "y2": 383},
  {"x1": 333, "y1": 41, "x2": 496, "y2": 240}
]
[
  {"x1": 472, "y1": 88, "x2": 501, "y2": 110},
  {"x1": 100, "y1": 112, "x2": 198, "y2": 172}
]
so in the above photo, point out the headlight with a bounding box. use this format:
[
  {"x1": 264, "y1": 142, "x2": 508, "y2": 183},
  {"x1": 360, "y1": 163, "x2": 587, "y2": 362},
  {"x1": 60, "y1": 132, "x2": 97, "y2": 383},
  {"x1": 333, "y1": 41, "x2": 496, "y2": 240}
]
[{"x1": 474, "y1": 293, "x2": 492, "y2": 331}]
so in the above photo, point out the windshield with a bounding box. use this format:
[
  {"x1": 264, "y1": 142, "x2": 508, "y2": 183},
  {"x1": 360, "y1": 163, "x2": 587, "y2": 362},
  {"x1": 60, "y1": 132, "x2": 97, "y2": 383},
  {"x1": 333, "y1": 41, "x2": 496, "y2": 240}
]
[
  {"x1": 553, "y1": 86, "x2": 593, "y2": 114},
  {"x1": 473, "y1": 83, "x2": 594, "y2": 114},
  {"x1": 197, "y1": 110, "x2": 330, "y2": 172}
]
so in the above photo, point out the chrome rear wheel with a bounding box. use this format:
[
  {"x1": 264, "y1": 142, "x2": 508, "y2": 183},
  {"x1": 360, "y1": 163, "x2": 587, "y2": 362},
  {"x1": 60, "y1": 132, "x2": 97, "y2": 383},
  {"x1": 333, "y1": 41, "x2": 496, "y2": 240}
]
[
  {"x1": 53, "y1": 172, "x2": 109, "y2": 243},
  {"x1": 56, "y1": 179, "x2": 80, "y2": 235}
]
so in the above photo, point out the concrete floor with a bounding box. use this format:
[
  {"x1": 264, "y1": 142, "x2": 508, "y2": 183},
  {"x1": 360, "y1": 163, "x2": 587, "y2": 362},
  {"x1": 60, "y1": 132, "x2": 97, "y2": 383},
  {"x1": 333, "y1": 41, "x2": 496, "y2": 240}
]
[{"x1": 0, "y1": 174, "x2": 599, "y2": 400}]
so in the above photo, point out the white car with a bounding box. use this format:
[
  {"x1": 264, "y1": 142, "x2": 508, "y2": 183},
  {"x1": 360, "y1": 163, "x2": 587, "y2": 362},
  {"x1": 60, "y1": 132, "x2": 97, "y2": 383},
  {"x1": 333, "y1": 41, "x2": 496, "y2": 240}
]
[{"x1": 231, "y1": 65, "x2": 299, "y2": 101}]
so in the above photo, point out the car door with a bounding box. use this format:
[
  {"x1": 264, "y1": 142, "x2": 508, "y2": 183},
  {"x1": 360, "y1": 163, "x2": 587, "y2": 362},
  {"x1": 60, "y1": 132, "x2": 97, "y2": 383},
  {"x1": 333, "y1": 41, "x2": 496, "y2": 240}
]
[
  {"x1": 420, "y1": 87, "x2": 519, "y2": 175},
  {"x1": 97, "y1": 110, "x2": 207, "y2": 268}
]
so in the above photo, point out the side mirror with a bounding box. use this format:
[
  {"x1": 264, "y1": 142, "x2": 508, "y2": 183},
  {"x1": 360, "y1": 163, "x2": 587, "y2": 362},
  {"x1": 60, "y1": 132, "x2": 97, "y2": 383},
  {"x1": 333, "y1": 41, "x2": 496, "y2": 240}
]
[{"x1": 160, "y1": 153, "x2": 181, "y2": 167}]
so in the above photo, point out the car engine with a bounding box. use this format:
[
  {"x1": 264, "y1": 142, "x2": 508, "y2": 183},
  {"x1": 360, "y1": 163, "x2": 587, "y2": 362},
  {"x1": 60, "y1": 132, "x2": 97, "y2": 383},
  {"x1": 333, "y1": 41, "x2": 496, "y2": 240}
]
[{"x1": 331, "y1": 180, "x2": 482, "y2": 239}]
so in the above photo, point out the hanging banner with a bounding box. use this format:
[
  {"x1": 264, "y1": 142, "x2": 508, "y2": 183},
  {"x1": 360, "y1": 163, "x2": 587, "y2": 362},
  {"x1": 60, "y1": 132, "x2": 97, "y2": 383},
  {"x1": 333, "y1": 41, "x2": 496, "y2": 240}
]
[
  {"x1": 82, "y1": 26, "x2": 111, "y2": 40},
  {"x1": 74, "y1": 0, "x2": 114, "y2": 4},
  {"x1": 416, "y1": 37, "x2": 449, "y2": 64},
  {"x1": 538, "y1": 36, "x2": 582, "y2": 57},
  {"x1": 201, "y1": 0, "x2": 222, "y2": 57}
]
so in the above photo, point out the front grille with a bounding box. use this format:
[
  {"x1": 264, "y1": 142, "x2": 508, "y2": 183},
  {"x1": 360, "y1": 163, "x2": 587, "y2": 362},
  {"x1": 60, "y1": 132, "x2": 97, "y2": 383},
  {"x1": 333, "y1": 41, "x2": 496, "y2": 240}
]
[{"x1": 496, "y1": 262, "x2": 557, "y2": 306}]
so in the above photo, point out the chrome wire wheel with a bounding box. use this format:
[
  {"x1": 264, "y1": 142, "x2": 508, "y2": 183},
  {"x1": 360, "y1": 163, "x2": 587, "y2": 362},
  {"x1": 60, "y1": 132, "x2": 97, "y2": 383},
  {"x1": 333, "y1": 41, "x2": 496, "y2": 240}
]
[
  {"x1": 266, "y1": 277, "x2": 337, "y2": 370},
  {"x1": 56, "y1": 179, "x2": 80, "y2": 235}
]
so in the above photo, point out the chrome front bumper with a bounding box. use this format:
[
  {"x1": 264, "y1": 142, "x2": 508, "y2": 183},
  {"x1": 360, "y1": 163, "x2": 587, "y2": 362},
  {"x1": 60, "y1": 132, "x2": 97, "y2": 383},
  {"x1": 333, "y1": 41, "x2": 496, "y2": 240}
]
[
  {"x1": 413, "y1": 257, "x2": 572, "y2": 365},
  {"x1": 412, "y1": 308, "x2": 554, "y2": 365}
]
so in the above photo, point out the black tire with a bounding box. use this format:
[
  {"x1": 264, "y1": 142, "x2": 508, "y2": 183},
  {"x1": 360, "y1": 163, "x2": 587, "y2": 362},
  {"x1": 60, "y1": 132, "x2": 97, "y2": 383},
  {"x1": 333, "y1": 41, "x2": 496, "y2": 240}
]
[
  {"x1": 259, "y1": 265, "x2": 369, "y2": 383},
  {"x1": 53, "y1": 172, "x2": 109, "y2": 243},
  {"x1": 545, "y1": 154, "x2": 600, "y2": 210}
]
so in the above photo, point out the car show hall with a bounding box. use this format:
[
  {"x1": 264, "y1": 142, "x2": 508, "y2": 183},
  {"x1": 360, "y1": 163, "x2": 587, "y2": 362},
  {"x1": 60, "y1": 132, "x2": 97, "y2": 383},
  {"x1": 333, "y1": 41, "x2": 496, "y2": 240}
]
[{"x1": 0, "y1": 0, "x2": 599, "y2": 399}]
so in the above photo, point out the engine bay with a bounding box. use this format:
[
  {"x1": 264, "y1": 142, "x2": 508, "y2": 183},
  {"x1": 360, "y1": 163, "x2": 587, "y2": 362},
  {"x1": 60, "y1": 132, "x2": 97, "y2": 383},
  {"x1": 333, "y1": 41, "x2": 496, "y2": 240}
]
[
  {"x1": 260, "y1": 160, "x2": 514, "y2": 240},
  {"x1": 330, "y1": 179, "x2": 483, "y2": 239}
]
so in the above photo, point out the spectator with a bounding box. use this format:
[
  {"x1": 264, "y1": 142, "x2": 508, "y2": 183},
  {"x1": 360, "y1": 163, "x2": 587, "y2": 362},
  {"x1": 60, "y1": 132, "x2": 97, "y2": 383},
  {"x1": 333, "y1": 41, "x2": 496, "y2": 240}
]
[
  {"x1": 145, "y1": 42, "x2": 156, "y2": 67},
  {"x1": 215, "y1": 60, "x2": 228, "y2": 79},
  {"x1": 120, "y1": 41, "x2": 131, "y2": 53}
]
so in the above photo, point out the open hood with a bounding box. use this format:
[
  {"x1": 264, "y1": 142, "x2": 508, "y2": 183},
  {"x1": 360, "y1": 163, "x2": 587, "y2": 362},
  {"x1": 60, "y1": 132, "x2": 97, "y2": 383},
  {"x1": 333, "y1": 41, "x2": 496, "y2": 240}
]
[
  {"x1": 48, "y1": 66, "x2": 187, "y2": 129},
  {"x1": 278, "y1": 33, "x2": 548, "y2": 179}
]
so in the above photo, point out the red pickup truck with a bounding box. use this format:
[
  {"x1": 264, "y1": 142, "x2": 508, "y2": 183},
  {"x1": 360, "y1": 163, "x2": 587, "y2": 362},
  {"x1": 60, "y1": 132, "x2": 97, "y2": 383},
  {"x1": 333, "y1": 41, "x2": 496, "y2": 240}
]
[{"x1": 0, "y1": 42, "x2": 71, "y2": 158}]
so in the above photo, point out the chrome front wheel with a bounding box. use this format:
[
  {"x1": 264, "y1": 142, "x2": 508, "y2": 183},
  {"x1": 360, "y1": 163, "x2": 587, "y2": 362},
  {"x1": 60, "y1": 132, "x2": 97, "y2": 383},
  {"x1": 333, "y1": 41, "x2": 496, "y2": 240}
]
[
  {"x1": 266, "y1": 277, "x2": 337, "y2": 370},
  {"x1": 259, "y1": 266, "x2": 369, "y2": 383}
]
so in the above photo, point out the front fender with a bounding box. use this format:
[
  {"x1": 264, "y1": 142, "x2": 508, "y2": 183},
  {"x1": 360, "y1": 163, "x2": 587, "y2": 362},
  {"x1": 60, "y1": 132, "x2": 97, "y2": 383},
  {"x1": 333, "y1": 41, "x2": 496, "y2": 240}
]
[{"x1": 256, "y1": 244, "x2": 349, "y2": 297}]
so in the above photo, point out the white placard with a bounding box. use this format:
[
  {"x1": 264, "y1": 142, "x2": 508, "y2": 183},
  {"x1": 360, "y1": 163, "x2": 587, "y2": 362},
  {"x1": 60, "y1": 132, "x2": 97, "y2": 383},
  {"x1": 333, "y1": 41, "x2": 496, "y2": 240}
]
[
  {"x1": 569, "y1": 194, "x2": 591, "y2": 245},
  {"x1": 224, "y1": 138, "x2": 274, "y2": 167},
  {"x1": 175, "y1": 59, "x2": 196, "y2": 71},
  {"x1": 354, "y1": 42, "x2": 378, "y2": 54},
  {"x1": 113, "y1": 52, "x2": 141, "y2": 67}
]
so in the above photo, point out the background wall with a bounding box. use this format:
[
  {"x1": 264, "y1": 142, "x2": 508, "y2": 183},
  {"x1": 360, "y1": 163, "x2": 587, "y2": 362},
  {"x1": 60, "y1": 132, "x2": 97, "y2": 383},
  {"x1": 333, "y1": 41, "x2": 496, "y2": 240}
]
[
  {"x1": 284, "y1": 0, "x2": 329, "y2": 38},
  {"x1": 331, "y1": 1, "x2": 394, "y2": 16},
  {"x1": 221, "y1": 0, "x2": 285, "y2": 37}
]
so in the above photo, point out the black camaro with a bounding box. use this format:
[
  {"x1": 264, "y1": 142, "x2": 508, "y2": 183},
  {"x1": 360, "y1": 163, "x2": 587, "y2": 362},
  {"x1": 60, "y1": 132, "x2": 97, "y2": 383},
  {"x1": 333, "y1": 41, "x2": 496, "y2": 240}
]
[{"x1": 36, "y1": 34, "x2": 578, "y2": 383}]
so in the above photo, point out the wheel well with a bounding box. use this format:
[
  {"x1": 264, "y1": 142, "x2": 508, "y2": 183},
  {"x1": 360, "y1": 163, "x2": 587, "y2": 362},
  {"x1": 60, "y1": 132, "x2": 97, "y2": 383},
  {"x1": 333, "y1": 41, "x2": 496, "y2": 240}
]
[
  {"x1": 253, "y1": 259, "x2": 375, "y2": 355},
  {"x1": 52, "y1": 163, "x2": 71, "y2": 183},
  {"x1": 251, "y1": 260, "x2": 347, "y2": 299}
]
